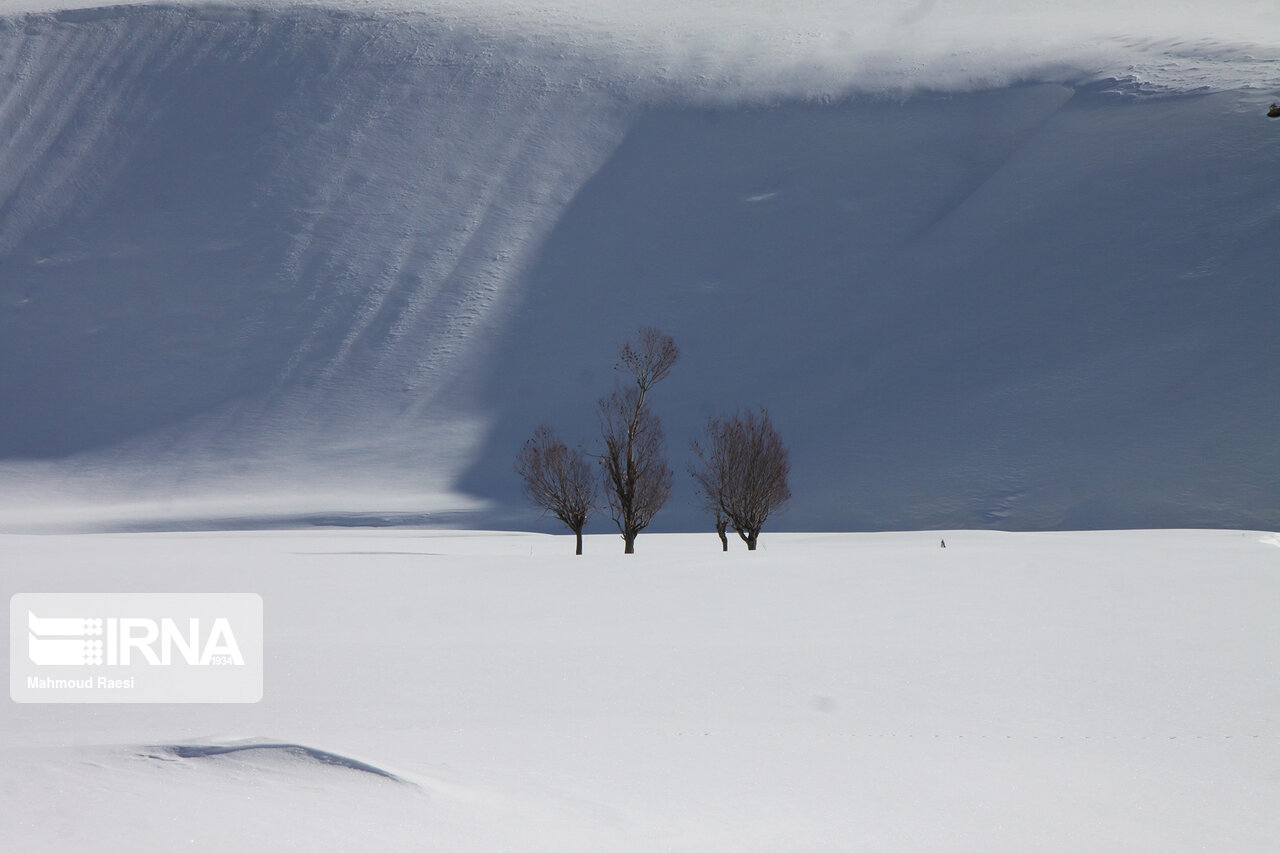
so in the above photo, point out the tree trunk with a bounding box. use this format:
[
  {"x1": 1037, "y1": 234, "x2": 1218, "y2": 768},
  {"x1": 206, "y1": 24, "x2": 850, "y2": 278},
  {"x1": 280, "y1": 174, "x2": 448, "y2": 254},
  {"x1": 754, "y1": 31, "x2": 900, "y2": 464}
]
[
  {"x1": 575, "y1": 528, "x2": 583, "y2": 556},
  {"x1": 745, "y1": 531, "x2": 758, "y2": 551},
  {"x1": 716, "y1": 519, "x2": 728, "y2": 551},
  {"x1": 624, "y1": 532, "x2": 636, "y2": 554}
]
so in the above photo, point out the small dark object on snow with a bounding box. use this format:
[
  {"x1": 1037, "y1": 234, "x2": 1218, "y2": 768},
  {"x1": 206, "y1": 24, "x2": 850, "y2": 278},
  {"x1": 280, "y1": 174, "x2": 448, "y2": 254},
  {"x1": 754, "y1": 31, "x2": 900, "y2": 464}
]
[
  {"x1": 940, "y1": 539, "x2": 946, "y2": 549},
  {"x1": 1268, "y1": 103, "x2": 1280, "y2": 118}
]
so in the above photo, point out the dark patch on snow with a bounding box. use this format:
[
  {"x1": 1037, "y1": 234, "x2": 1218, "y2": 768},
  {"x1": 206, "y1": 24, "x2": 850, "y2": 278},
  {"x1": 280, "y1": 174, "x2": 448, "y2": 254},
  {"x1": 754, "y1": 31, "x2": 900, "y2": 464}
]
[{"x1": 153, "y1": 742, "x2": 410, "y2": 783}]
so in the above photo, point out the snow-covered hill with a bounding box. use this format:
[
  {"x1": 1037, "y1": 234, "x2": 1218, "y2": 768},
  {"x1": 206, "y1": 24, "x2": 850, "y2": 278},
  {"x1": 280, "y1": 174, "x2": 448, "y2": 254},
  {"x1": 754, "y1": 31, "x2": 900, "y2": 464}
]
[{"x1": 1, "y1": 2, "x2": 1278, "y2": 531}]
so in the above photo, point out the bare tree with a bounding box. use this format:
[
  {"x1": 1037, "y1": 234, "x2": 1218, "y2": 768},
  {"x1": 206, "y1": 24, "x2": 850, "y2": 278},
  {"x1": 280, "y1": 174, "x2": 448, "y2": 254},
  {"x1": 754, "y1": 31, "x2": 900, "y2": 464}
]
[
  {"x1": 515, "y1": 425, "x2": 597, "y2": 555},
  {"x1": 690, "y1": 408, "x2": 791, "y2": 551},
  {"x1": 599, "y1": 328, "x2": 679, "y2": 554}
]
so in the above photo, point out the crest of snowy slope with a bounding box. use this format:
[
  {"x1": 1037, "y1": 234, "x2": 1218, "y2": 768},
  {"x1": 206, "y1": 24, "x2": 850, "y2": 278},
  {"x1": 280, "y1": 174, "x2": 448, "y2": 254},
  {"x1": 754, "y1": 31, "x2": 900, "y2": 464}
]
[
  {"x1": 2, "y1": 0, "x2": 1280, "y2": 93},
  {"x1": 0, "y1": 1, "x2": 1277, "y2": 530},
  {"x1": 400, "y1": 0, "x2": 1280, "y2": 94}
]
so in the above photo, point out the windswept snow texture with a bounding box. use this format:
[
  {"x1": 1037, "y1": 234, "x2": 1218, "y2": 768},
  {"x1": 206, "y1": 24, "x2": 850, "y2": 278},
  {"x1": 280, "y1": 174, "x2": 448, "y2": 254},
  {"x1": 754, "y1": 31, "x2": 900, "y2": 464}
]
[{"x1": 0, "y1": 3, "x2": 1278, "y2": 529}]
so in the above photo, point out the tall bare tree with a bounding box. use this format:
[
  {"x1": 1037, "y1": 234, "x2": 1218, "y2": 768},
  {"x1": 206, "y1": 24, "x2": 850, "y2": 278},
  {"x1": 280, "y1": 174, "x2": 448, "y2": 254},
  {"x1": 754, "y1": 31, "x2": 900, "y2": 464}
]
[
  {"x1": 515, "y1": 425, "x2": 597, "y2": 555},
  {"x1": 690, "y1": 408, "x2": 791, "y2": 551},
  {"x1": 599, "y1": 328, "x2": 679, "y2": 554}
]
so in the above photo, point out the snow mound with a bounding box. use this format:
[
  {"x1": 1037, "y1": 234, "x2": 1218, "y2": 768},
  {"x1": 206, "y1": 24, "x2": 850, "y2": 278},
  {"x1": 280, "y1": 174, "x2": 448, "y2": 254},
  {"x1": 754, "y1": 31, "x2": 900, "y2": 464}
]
[{"x1": 148, "y1": 739, "x2": 412, "y2": 783}]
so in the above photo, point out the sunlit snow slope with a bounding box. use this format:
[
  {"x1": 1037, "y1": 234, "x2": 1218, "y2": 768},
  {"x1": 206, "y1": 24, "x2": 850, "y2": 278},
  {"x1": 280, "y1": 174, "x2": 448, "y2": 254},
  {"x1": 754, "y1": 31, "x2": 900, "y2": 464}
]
[{"x1": 0, "y1": 3, "x2": 1278, "y2": 530}]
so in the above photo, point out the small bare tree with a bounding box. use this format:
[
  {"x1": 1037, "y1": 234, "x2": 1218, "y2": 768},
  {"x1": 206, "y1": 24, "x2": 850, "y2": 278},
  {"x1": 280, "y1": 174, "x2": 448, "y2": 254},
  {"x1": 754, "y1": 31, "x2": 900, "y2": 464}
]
[
  {"x1": 515, "y1": 425, "x2": 597, "y2": 555},
  {"x1": 690, "y1": 408, "x2": 791, "y2": 551},
  {"x1": 599, "y1": 328, "x2": 679, "y2": 554}
]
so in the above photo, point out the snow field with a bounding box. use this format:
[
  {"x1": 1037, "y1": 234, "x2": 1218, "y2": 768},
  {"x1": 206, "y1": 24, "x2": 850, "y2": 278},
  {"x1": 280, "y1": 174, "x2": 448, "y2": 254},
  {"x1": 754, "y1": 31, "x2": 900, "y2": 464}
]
[{"x1": 1, "y1": 528, "x2": 1276, "y2": 849}]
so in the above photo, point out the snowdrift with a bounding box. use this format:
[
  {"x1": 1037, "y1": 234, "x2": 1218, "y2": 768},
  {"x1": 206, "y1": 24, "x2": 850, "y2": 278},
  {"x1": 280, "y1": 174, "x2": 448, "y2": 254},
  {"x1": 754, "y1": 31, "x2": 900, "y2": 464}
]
[{"x1": 1, "y1": 3, "x2": 1278, "y2": 530}]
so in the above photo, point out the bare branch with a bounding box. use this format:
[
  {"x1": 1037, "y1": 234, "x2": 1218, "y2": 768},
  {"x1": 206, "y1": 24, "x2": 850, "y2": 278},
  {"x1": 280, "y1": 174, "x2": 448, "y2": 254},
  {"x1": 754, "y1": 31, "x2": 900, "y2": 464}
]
[{"x1": 616, "y1": 327, "x2": 679, "y2": 399}]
